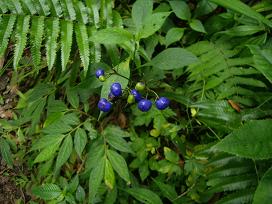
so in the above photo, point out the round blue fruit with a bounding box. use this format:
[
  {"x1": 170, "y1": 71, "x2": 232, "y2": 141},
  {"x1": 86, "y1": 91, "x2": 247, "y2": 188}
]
[
  {"x1": 155, "y1": 97, "x2": 170, "y2": 110},
  {"x1": 98, "y1": 98, "x2": 112, "y2": 112},
  {"x1": 131, "y1": 89, "x2": 142, "y2": 102},
  {"x1": 96, "y1": 68, "x2": 104, "y2": 78},
  {"x1": 110, "y1": 82, "x2": 122, "y2": 97},
  {"x1": 138, "y1": 99, "x2": 152, "y2": 112}
]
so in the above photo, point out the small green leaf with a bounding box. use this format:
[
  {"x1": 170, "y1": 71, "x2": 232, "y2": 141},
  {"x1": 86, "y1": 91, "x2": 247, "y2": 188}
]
[
  {"x1": 32, "y1": 184, "x2": 62, "y2": 200},
  {"x1": 132, "y1": 0, "x2": 153, "y2": 32},
  {"x1": 66, "y1": 88, "x2": 79, "y2": 108},
  {"x1": 139, "y1": 12, "x2": 170, "y2": 39},
  {"x1": 34, "y1": 140, "x2": 62, "y2": 163},
  {"x1": 153, "y1": 179, "x2": 178, "y2": 201},
  {"x1": 164, "y1": 147, "x2": 179, "y2": 164},
  {"x1": 67, "y1": 175, "x2": 79, "y2": 193},
  {"x1": 189, "y1": 19, "x2": 206, "y2": 33},
  {"x1": 74, "y1": 128, "x2": 87, "y2": 157},
  {"x1": 31, "y1": 135, "x2": 65, "y2": 151},
  {"x1": 107, "y1": 150, "x2": 130, "y2": 184},
  {"x1": 151, "y1": 48, "x2": 198, "y2": 70},
  {"x1": 165, "y1": 28, "x2": 184, "y2": 47},
  {"x1": 0, "y1": 138, "x2": 13, "y2": 167},
  {"x1": 169, "y1": 1, "x2": 191, "y2": 20},
  {"x1": 76, "y1": 185, "x2": 85, "y2": 202},
  {"x1": 253, "y1": 166, "x2": 272, "y2": 204},
  {"x1": 90, "y1": 28, "x2": 133, "y2": 44},
  {"x1": 213, "y1": 120, "x2": 272, "y2": 159},
  {"x1": 55, "y1": 134, "x2": 73, "y2": 171},
  {"x1": 126, "y1": 187, "x2": 163, "y2": 204},
  {"x1": 89, "y1": 158, "x2": 105, "y2": 203},
  {"x1": 104, "y1": 158, "x2": 115, "y2": 190}
]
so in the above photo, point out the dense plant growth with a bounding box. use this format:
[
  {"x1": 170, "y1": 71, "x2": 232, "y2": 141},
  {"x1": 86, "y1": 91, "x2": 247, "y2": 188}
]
[{"x1": 0, "y1": 0, "x2": 272, "y2": 203}]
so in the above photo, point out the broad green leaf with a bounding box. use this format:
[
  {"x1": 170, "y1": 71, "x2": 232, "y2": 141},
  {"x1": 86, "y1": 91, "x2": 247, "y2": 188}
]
[
  {"x1": 55, "y1": 134, "x2": 73, "y2": 171},
  {"x1": 104, "y1": 186, "x2": 117, "y2": 204},
  {"x1": 90, "y1": 28, "x2": 133, "y2": 44},
  {"x1": 89, "y1": 158, "x2": 105, "y2": 203},
  {"x1": 13, "y1": 15, "x2": 30, "y2": 69},
  {"x1": 189, "y1": 19, "x2": 206, "y2": 33},
  {"x1": 75, "y1": 23, "x2": 89, "y2": 72},
  {"x1": 103, "y1": 125, "x2": 130, "y2": 138},
  {"x1": 74, "y1": 128, "x2": 87, "y2": 157},
  {"x1": 0, "y1": 15, "x2": 16, "y2": 57},
  {"x1": 30, "y1": 16, "x2": 44, "y2": 68},
  {"x1": 209, "y1": 0, "x2": 272, "y2": 28},
  {"x1": 85, "y1": 144, "x2": 105, "y2": 172},
  {"x1": 107, "y1": 150, "x2": 131, "y2": 184},
  {"x1": 101, "y1": 59, "x2": 130, "y2": 99},
  {"x1": 195, "y1": 0, "x2": 217, "y2": 17},
  {"x1": 0, "y1": 138, "x2": 13, "y2": 167},
  {"x1": 31, "y1": 135, "x2": 65, "y2": 151},
  {"x1": 165, "y1": 28, "x2": 184, "y2": 47},
  {"x1": 153, "y1": 179, "x2": 178, "y2": 201},
  {"x1": 34, "y1": 139, "x2": 62, "y2": 163},
  {"x1": 76, "y1": 185, "x2": 85, "y2": 202},
  {"x1": 139, "y1": 12, "x2": 170, "y2": 39},
  {"x1": 126, "y1": 187, "x2": 163, "y2": 204},
  {"x1": 164, "y1": 147, "x2": 179, "y2": 164},
  {"x1": 169, "y1": 1, "x2": 191, "y2": 20},
  {"x1": 151, "y1": 48, "x2": 198, "y2": 70},
  {"x1": 104, "y1": 158, "x2": 115, "y2": 190},
  {"x1": 249, "y1": 45, "x2": 272, "y2": 84},
  {"x1": 66, "y1": 88, "x2": 79, "y2": 108},
  {"x1": 220, "y1": 25, "x2": 264, "y2": 36},
  {"x1": 46, "y1": 18, "x2": 60, "y2": 70},
  {"x1": 105, "y1": 132, "x2": 133, "y2": 153},
  {"x1": 67, "y1": 175, "x2": 79, "y2": 193},
  {"x1": 213, "y1": 120, "x2": 272, "y2": 159},
  {"x1": 132, "y1": 0, "x2": 153, "y2": 32},
  {"x1": 32, "y1": 184, "x2": 62, "y2": 200},
  {"x1": 253, "y1": 166, "x2": 272, "y2": 204},
  {"x1": 61, "y1": 20, "x2": 73, "y2": 71}
]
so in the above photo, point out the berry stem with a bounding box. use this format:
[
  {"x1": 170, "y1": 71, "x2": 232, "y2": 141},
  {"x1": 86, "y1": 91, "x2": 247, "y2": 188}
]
[
  {"x1": 110, "y1": 69, "x2": 130, "y2": 80},
  {"x1": 146, "y1": 87, "x2": 159, "y2": 99}
]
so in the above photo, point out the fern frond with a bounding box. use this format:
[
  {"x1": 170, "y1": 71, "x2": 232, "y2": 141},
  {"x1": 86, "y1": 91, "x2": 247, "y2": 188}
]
[
  {"x1": 0, "y1": 1, "x2": 8, "y2": 13},
  {"x1": 0, "y1": 15, "x2": 16, "y2": 57},
  {"x1": 10, "y1": 0, "x2": 24, "y2": 14},
  {"x1": 13, "y1": 15, "x2": 30, "y2": 69},
  {"x1": 49, "y1": 0, "x2": 63, "y2": 18},
  {"x1": 20, "y1": 0, "x2": 38, "y2": 15},
  {"x1": 60, "y1": 20, "x2": 73, "y2": 71},
  {"x1": 216, "y1": 189, "x2": 255, "y2": 204},
  {"x1": 46, "y1": 18, "x2": 60, "y2": 70},
  {"x1": 30, "y1": 16, "x2": 45, "y2": 68},
  {"x1": 60, "y1": 0, "x2": 76, "y2": 21},
  {"x1": 75, "y1": 1, "x2": 89, "y2": 24},
  {"x1": 35, "y1": 0, "x2": 51, "y2": 16},
  {"x1": 75, "y1": 23, "x2": 89, "y2": 72}
]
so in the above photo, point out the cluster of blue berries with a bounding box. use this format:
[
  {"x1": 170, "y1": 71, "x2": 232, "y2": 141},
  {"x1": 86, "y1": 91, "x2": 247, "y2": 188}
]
[{"x1": 96, "y1": 68, "x2": 170, "y2": 112}]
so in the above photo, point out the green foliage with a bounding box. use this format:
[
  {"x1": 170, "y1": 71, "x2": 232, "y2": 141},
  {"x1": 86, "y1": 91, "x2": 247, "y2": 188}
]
[{"x1": 1, "y1": 0, "x2": 272, "y2": 203}]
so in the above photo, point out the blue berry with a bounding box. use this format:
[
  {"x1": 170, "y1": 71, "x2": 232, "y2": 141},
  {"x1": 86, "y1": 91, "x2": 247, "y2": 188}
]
[
  {"x1": 131, "y1": 89, "x2": 142, "y2": 102},
  {"x1": 96, "y1": 68, "x2": 104, "y2": 78},
  {"x1": 110, "y1": 82, "x2": 122, "y2": 97},
  {"x1": 98, "y1": 98, "x2": 112, "y2": 112},
  {"x1": 138, "y1": 99, "x2": 152, "y2": 112},
  {"x1": 155, "y1": 97, "x2": 170, "y2": 110}
]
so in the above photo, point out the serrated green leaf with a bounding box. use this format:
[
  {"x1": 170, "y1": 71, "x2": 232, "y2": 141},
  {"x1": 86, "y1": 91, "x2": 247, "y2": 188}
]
[
  {"x1": 132, "y1": 0, "x2": 153, "y2": 32},
  {"x1": 74, "y1": 128, "x2": 87, "y2": 157},
  {"x1": 153, "y1": 179, "x2": 178, "y2": 201},
  {"x1": 0, "y1": 15, "x2": 16, "y2": 57},
  {"x1": 30, "y1": 16, "x2": 44, "y2": 68},
  {"x1": 67, "y1": 175, "x2": 79, "y2": 193},
  {"x1": 104, "y1": 158, "x2": 115, "y2": 190},
  {"x1": 189, "y1": 19, "x2": 206, "y2": 33},
  {"x1": 139, "y1": 12, "x2": 170, "y2": 39},
  {"x1": 101, "y1": 59, "x2": 130, "y2": 98},
  {"x1": 61, "y1": 20, "x2": 73, "y2": 71},
  {"x1": 37, "y1": 0, "x2": 51, "y2": 16},
  {"x1": 213, "y1": 120, "x2": 272, "y2": 159},
  {"x1": 66, "y1": 88, "x2": 79, "y2": 108},
  {"x1": 34, "y1": 140, "x2": 61, "y2": 163},
  {"x1": 55, "y1": 134, "x2": 73, "y2": 171},
  {"x1": 105, "y1": 132, "x2": 133, "y2": 153},
  {"x1": 126, "y1": 187, "x2": 163, "y2": 204},
  {"x1": 253, "y1": 166, "x2": 272, "y2": 204},
  {"x1": 0, "y1": 138, "x2": 13, "y2": 167},
  {"x1": 89, "y1": 158, "x2": 105, "y2": 203},
  {"x1": 165, "y1": 28, "x2": 184, "y2": 47},
  {"x1": 75, "y1": 1, "x2": 89, "y2": 24},
  {"x1": 169, "y1": 1, "x2": 191, "y2": 20},
  {"x1": 75, "y1": 23, "x2": 89, "y2": 72},
  {"x1": 13, "y1": 15, "x2": 30, "y2": 69},
  {"x1": 49, "y1": 0, "x2": 63, "y2": 17},
  {"x1": 46, "y1": 18, "x2": 60, "y2": 70},
  {"x1": 107, "y1": 150, "x2": 130, "y2": 184},
  {"x1": 32, "y1": 184, "x2": 62, "y2": 200},
  {"x1": 151, "y1": 48, "x2": 198, "y2": 70},
  {"x1": 61, "y1": 0, "x2": 76, "y2": 20},
  {"x1": 90, "y1": 28, "x2": 133, "y2": 44}
]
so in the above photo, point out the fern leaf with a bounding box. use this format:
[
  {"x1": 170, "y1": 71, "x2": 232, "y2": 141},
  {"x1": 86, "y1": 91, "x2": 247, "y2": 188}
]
[
  {"x1": 0, "y1": 15, "x2": 16, "y2": 57},
  {"x1": 0, "y1": 1, "x2": 8, "y2": 13},
  {"x1": 75, "y1": 1, "x2": 89, "y2": 24},
  {"x1": 60, "y1": 0, "x2": 76, "y2": 20},
  {"x1": 10, "y1": 0, "x2": 23, "y2": 14},
  {"x1": 13, "y1": 15, "x2": 30, "y2": 69},
  {"x1": 46, "y1": 18, "x2": 60, "y2": 70},
  {"x1": 49, "y1": 0, "x2": 63, "y2": 17},
  {"x1": 20, "y1": 0, "x2": 38, "y2": 15},
  {"x1": 30, "y1": 16, "x2": 45, "y2": 68},
  {"x1": 36, "y1": 0, "x2": 51, "y2": 16},
  {"x1": 75, "y1": 23, "x2": 89, "y2": 73},
  {"x1": 60, "y1": 20, "x2": 73, "y2": 71},
  {"x1": 216, "y1": 189, "x2": 254, "y2": 204}
]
